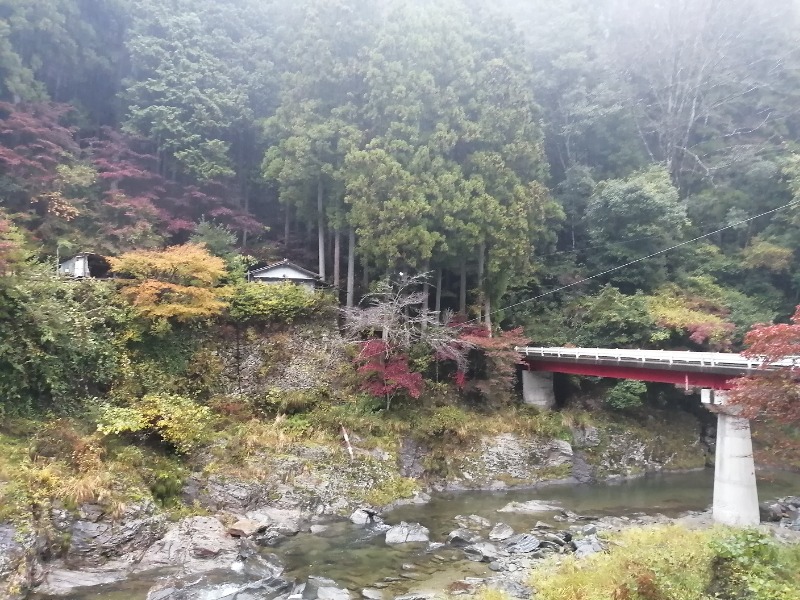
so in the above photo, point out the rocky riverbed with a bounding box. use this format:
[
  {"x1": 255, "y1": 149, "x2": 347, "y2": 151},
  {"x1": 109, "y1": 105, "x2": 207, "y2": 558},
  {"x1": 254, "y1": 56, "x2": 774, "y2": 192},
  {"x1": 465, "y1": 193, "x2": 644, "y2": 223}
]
[{"x1": 9, "y1": 470, "x2": 799, "y2": 600}]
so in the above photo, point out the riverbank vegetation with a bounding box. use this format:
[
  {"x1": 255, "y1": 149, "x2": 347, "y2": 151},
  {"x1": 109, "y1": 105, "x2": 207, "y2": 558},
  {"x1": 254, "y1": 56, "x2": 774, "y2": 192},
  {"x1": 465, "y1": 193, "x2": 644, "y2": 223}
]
[{"x1": 529, "y1": 527, "x2": 800, "y2": 600}]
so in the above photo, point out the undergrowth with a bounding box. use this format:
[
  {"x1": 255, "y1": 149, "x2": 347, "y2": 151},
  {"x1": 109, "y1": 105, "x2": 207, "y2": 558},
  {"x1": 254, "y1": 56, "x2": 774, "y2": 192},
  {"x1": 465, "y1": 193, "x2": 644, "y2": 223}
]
[{"x1": 531, "y1": 526, "x2": 800, "y2": 600}]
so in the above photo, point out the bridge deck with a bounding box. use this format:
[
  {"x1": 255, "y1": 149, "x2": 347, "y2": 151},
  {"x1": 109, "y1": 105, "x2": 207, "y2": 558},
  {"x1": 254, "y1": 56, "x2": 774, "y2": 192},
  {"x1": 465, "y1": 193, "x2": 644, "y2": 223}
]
[{"x1": 516, "y1": 347, "x2": 797, "y2": 377}]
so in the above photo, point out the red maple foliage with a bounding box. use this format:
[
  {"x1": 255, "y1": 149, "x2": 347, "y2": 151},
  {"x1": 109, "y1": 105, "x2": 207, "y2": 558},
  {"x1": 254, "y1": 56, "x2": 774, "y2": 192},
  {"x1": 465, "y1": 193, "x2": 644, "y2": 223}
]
[
  {"x1": 729, "y1": 305, "x2": 800, "y2": 424},
  {"x1": 355, "y1": 340, "x2": 424, "y2": 409},
  {"x1": 459, "y1": 326, "x2": 529, "y2": 399}
]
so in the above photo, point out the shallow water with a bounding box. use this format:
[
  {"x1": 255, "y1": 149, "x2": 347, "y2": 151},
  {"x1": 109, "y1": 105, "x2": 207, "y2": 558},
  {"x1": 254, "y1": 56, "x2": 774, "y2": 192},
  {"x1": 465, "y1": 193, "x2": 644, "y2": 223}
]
[{"x1": 34, "y1": 469, "x2": 800, "y2": 600}]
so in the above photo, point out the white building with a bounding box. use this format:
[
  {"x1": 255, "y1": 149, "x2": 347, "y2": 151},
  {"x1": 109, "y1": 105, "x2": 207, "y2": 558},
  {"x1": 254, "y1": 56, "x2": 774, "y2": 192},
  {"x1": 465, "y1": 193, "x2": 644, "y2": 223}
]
[
  {"x1": 247, "y1": 259, "x2": 321, "y2": 292},
  {"x1": 58, "y1": 253, "x2": 91, "y2": 278}
]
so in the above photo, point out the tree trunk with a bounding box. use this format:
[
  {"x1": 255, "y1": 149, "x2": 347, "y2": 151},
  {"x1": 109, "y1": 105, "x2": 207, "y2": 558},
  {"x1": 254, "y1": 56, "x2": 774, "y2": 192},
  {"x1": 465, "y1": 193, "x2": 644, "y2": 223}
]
[
  {"x1": 421, "y1": 263, "x2": 430, "y2": 331},
  {"x1": 347, "y1": 227, "x2": 356, "y2": 307},
  {"x1": 333, "y1": 229, "x2": 341, "y2": 291},
  {"x1": 484, "y1": 296, "x2": 492, "y2": 336},
  {"x1": 362, "y1": 257, "x2": 369, "y2": 293},
  {"x1": 317, "y1": 179, "x2": 326, "y2": 280},
  {"x1": 477, "y1": 242, "x2": 485, "y2": 322},
  {"x1": 284, "y1": 205, "x2": 291, "y2": 248},
  {"x1": 459, "y1": 259, "x2": 467, "y2": 314},
  {"x1": 435, "y1": 269, "x2": 442, "y2": 319}
]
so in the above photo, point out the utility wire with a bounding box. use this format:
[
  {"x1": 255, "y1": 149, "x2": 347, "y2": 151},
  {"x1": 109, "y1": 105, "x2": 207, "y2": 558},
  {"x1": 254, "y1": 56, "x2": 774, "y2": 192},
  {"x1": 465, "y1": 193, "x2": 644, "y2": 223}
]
[{"x1": 466, "y1": 198, "x2": 800, "y2": 325}]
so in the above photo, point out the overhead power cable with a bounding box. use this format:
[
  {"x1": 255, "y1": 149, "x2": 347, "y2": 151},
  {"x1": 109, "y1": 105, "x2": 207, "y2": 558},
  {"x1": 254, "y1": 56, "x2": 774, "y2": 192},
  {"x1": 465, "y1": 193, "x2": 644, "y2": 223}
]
[{"x1": 465, "y1": 198, "x2": 800, "y2": 325}]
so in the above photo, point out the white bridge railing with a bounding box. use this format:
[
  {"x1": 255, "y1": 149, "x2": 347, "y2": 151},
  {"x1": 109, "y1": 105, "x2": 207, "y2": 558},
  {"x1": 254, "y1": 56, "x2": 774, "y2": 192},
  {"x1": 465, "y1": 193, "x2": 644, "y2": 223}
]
[{"x1": 515, "y1": 347, "x2": 799, "y2": 372}]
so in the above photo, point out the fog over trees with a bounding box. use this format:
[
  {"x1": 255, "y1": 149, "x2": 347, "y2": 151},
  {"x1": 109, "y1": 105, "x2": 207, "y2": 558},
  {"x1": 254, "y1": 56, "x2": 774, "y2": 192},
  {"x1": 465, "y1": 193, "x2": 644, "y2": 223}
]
[{"x1": 2, "y1": 0, "x2": 800, "y2": 345}]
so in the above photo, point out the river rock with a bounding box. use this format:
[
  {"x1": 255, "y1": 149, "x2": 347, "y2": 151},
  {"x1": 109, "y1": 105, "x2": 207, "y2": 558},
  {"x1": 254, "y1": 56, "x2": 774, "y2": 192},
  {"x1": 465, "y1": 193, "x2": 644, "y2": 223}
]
[
  {"x1": 385, "y1": 522, "x2": 430, "y2": 544},
  {"x1": 446, "y1": 528, "x2": 481, "y2": 547},
  {"x1": 574, "y1": 534, "x2": 604, "y2": 558},
  {"x1": 246, "y1": 507, "x2": 304, "y2": 536},
  {"x1": 463, "y1": 542, "x2": 501, "y2": 562},
  {"x1": 454, "y1": 514, "x2": 491, "y2": 529},
  {"x1": 229, "y1": 519, "x2": 266, "y2": 538},
  {"x1": 303, "y1": 576, "x2": 351, "y2": 600},
  {"x1": 66, "y1": 502, "x2": 166, "y2": 567},
  {"x1": 350, "y1": 508, "x2": 379, "y2": 525},
  {"x1": 505, "y1": 533, "x2": 541, "y2": 554},
  {"x1": 542, "y1": 532, "x2": 568, "y2": 546},
  {"x1": 759, "y1": 502, "x2": 785, "y2": 522},
  {"x1": 488, "y1": 523, "x2": 514, "y2": 541},
  {"x1": 484, "y1": 578, "x2": 531, "y2": 599},
  {"x1": 497, "y1": 500, "x2": 560, "y2": 514},
  {"x1": 362, "y1": 588, "x2": 384, "y2": 600}
]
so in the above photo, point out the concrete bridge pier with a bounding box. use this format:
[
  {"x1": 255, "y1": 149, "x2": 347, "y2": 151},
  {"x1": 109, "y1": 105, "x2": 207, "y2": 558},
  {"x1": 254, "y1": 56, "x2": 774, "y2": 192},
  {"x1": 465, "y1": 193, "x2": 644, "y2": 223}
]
[
  {"x1": 702, "y1": 389, "x2": 760, "y2": 527},
  {"x1": 521, "y1": 369, "x2": 556, "y2": 409}
]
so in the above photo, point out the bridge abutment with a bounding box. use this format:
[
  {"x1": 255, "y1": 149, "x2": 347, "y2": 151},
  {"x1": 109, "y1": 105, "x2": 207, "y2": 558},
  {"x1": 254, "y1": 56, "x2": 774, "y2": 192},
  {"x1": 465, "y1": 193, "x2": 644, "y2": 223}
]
[
  {"x1": 521, "y1": 369, "x2": 556, "y2": 409},
  {"x1": 703, "y1": 389, "x2": 760, "y2": 527}
]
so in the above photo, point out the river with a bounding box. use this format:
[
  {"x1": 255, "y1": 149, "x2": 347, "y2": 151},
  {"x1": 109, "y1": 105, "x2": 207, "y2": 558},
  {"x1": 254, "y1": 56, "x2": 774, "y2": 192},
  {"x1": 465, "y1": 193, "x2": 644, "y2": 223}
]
[{"x1": 34, "y1": 469, "x2": 800, "y2": 600}]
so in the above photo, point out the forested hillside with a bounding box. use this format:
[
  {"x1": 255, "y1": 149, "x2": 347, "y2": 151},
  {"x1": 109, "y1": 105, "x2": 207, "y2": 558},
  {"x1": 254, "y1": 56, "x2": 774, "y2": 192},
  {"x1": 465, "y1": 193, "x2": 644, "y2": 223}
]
[{"x1": 2, "y1": 0, "x2": 799, "y2": 341}]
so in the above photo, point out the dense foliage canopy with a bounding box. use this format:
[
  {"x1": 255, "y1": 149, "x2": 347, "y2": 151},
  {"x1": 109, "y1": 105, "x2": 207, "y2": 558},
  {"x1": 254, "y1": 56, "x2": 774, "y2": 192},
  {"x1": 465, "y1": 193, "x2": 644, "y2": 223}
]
[{"x1": 1, "y1": 0, "x2": 800, "y2": 414}]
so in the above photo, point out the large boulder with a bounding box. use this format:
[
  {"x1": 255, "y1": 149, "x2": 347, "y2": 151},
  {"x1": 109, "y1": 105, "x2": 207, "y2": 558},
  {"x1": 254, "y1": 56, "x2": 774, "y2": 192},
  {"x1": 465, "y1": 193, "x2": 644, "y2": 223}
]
[{"x1": 384, "y1": 522, "x2": 430, "y2": 544}]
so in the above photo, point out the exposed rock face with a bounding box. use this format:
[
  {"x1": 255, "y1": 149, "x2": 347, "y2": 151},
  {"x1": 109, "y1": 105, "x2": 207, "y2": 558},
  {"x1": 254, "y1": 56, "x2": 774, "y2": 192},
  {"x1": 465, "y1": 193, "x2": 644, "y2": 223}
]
[
  {"x1": 182, "y1": 475, "x2": 268, "y2": 512},
  {"x1": 0, "y1": 525, "x2": 38, "y2": 600},
  {"x1": 399, "y1": 438, "x2": 428, "y2": 479},
  {"x1": 572, "y1": 426, "x2": 601, "y2": 449},
  {"x1": 135, "y1": 516, "x2": 238, "y2": 574},
  {"x1": 479, "y1": 435, "x2": 574, "y2": 482},
  {"x1": 384, "y1": 522, "x2": 430, "y2": 544},
  {"x1": 66, "y1": 502, "x2": 166, "y2": 567}
]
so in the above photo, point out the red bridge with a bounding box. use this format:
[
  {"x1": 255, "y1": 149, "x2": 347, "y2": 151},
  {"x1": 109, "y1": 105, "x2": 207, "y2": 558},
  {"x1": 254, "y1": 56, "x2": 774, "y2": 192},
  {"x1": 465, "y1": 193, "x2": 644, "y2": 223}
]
[{"x1": 515, "y1": 346, "x2": 797, "y2": 529}]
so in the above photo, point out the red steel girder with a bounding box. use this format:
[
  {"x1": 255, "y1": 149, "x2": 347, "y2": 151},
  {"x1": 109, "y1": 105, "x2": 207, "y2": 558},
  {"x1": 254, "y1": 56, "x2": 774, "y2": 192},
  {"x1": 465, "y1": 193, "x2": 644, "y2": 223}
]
[{"x1": 524, "y1": 360, "x2": 734, "y2": 390}]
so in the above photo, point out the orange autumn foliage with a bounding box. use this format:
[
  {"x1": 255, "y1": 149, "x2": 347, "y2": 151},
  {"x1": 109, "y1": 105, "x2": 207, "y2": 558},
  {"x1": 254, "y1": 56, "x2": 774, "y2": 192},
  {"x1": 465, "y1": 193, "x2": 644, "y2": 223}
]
[{"x1": 110, "y1": 243, "x2": 230, "y2": 321}]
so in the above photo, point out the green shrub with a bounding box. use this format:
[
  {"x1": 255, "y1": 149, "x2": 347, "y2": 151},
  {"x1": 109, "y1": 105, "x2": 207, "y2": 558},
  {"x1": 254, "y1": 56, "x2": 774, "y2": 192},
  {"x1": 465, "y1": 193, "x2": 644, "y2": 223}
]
[
  {"x1": 97, "y1": 393, "x2": 214, "y2": 454},
  {"x1": 710, "y1": 530, "x2": 800, "y2": 600},
  {"x1": 605, "y1": 380, "x2": 647, "y2": 410},
  {"x1": 258, "y1": 387, "x2": 324, "y2": 415},
  {"x1": 415, "y1": 406, "x2": 470, "y2": 440},
  {"x1": 229, "y1": 282, "x2": 329, "y2": 324}
]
